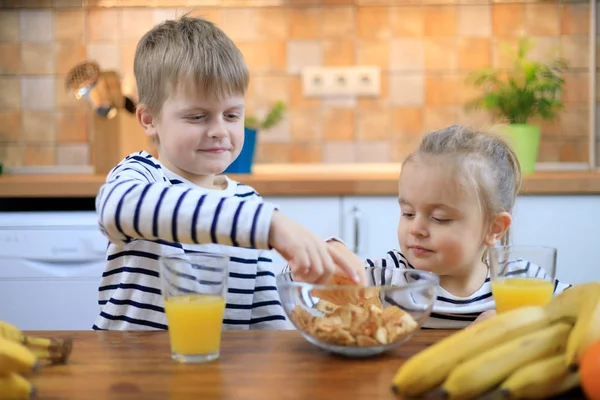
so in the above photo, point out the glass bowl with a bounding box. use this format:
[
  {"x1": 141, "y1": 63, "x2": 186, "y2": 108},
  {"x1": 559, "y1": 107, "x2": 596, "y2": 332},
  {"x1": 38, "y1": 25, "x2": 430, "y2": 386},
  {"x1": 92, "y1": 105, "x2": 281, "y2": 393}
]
[{"x1": 276, "y1": 267, "x2": 439, "y2": 358}]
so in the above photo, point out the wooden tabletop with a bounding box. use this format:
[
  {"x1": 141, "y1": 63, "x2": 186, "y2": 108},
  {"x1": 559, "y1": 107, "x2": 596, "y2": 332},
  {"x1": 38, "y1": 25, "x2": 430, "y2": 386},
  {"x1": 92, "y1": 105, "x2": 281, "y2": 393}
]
[
  {"x1": 25, "y1": 330, "x2": 585, "y2": 400},
  {"x1": 1, "y1": 170, "x2": 600, "y2": 197}
]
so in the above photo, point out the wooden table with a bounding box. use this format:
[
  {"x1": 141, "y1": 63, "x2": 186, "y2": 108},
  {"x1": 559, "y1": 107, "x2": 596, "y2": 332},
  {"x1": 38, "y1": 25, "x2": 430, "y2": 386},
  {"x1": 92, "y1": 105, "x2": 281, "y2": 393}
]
[{"x1": 26, "y1": 330, "x2": 584, "y2": 400}]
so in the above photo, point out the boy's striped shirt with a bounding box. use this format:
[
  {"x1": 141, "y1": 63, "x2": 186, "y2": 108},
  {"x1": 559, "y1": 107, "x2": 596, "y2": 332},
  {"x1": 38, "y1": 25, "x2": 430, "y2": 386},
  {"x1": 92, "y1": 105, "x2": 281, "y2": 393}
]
[{"x1": 93, "y1": 151, "x2": 291, "y2": 331}]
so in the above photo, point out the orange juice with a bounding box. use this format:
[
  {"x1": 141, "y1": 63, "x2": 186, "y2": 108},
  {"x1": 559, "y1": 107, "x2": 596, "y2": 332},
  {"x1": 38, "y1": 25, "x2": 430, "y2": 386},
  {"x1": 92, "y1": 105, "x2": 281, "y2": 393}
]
[
  {"x1": 491, "y1": 278, "x2": 554, "y2": 313},
  {"x1": 164, "y1": 294, "x2": 225, "y2": 355}
]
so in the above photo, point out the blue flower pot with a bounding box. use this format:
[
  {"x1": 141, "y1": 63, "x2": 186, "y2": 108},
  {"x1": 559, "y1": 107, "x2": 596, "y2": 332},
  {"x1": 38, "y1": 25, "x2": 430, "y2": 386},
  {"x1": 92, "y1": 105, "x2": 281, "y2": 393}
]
[{"x1": 224, "y1": 127, "x2": 257, "y2": 174}]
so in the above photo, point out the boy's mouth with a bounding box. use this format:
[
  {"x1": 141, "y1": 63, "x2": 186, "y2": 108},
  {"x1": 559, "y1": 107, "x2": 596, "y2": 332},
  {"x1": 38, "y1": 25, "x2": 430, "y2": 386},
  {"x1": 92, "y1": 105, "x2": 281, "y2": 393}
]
[{"x1": 198, "y1": 147, "x2": 230, "y2": 153}]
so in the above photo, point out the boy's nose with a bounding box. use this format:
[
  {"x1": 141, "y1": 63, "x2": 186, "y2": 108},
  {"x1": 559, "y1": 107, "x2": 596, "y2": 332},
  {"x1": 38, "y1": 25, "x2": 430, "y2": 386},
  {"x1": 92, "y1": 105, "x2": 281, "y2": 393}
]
[{"x1": 208, "y1": 120, "x2": 228, "y2": 139}]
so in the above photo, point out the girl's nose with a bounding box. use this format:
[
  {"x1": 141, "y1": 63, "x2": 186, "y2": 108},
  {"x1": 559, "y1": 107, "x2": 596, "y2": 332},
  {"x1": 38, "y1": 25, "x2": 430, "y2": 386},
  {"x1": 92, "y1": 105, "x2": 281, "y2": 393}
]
[{"x1": 409, "y1": 217, "x2": 429, "y2": 238}]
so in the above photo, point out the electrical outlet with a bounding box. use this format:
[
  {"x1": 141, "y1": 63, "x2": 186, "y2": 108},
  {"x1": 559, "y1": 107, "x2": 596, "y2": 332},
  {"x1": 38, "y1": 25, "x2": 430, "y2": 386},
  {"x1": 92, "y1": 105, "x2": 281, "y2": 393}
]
[{"x1": 301, "y1": 66, "x2": 381, "y2": 97}]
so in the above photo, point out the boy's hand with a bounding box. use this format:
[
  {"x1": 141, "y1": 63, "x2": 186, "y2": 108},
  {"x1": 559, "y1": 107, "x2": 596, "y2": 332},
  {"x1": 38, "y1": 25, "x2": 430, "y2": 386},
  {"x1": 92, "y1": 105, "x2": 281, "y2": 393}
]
[
  {"x1": 269, "y1": 211, "x2": 360, "y2": 285},
  {"x1": 326, "y1": 240, "x2": 367, "y2": 286}
]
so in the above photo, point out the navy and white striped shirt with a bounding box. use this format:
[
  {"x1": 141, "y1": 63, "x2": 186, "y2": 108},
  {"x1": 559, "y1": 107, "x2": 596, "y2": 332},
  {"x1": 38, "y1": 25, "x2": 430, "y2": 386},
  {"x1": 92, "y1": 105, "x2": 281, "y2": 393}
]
[
  {"x1": 366, "y1": 250, "x2": 572, "y2": 329},
  {"x1": 93, "y1": 151, "x2": 291, "y2": 331}
]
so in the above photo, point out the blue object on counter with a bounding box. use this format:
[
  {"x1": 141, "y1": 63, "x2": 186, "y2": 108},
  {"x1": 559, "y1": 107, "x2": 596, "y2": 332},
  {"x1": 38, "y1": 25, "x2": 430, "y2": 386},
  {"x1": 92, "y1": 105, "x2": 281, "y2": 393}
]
[{"x1": 224, "y1": 127, "x2": 257, "y2": 174}]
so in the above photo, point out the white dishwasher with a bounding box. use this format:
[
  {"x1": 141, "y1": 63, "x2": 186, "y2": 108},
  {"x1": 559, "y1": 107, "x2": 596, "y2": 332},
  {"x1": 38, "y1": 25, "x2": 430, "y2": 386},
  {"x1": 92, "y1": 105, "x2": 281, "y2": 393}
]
[{"x1": 0, "y1": 211, "x2": 107, "y2": 330}]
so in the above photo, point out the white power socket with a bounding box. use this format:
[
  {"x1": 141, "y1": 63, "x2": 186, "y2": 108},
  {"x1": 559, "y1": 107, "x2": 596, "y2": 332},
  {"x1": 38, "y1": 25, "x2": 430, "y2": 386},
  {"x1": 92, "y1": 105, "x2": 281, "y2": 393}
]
[{"x1": 301, "y1": 66, "x2": 381, "y2": 97}]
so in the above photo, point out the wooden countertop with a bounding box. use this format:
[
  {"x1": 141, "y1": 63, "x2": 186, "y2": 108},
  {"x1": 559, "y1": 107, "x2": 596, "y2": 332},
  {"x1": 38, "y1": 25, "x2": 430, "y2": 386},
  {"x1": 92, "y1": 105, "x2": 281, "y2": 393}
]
[
  {"x1": 24, "y1": 330, "x2": 584, "y2": 399},
  {"x1": 1, "y1": 165, "x2": 600, "y2": 197}
]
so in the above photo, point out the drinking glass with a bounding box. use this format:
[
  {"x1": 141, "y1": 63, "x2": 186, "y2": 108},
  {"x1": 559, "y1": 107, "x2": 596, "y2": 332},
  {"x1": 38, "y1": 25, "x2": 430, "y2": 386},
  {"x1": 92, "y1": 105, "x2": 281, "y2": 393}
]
[
  {"x1": 488, "y1": 245, "x2": 557, "y2": 313},
  {"x1": 159, "y1": 252, "x2": 229, "y2": 363}
]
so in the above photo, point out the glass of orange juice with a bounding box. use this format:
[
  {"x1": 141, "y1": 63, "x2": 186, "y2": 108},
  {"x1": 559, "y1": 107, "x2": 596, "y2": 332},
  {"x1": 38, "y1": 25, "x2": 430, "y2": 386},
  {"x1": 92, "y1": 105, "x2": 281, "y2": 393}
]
[
  {"x1": 488, "y1": 245, "x2": 557, "y2": 314},
  {"x1": 159, "y1": 252, "x2": 229, "y2": 363}
]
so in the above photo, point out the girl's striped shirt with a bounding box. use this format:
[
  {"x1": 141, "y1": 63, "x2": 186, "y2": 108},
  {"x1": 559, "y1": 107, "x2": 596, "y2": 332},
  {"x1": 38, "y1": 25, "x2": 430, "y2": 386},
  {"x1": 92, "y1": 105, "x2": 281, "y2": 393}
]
[{"x1": 93, "y1": 151, "x2": 291, "y2": 331}]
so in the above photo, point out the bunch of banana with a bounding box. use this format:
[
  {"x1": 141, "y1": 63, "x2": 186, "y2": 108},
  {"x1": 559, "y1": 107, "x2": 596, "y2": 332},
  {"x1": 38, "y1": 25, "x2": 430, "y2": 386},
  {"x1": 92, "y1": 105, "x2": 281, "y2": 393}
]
[
  {"x1": 391, "y1": 281, "x2": 600, "y2": 400},
  {"x1": 0, "y1": 320, "x2": 75, "y2": 399}
]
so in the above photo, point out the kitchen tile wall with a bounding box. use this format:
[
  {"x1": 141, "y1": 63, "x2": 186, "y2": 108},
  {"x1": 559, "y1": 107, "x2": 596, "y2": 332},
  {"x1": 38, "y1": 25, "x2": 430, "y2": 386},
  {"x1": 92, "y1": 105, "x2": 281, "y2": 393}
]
[{"x1": 0, "y1": 0, "x2": 592, "y2": 167}]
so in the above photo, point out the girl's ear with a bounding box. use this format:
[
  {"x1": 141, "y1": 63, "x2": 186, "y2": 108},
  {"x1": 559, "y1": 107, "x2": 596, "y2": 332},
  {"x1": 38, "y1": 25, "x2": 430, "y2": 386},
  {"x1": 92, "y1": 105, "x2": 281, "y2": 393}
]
[
  {"x1": 136, "y1": 104, "x2": 158, "y2": 141},
  {"x1": 484, "y1": 212, "x2": 512, "y2": 246}
]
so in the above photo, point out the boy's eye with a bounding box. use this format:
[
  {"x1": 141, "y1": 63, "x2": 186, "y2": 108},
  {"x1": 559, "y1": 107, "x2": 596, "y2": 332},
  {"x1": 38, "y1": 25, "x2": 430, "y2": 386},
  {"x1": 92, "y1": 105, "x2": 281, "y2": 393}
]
[
  {"x1": 225, "y1": 113, "x2": 241, "y2": 120},
  {"x1": 187, "y1": 115, "x2": 206, "y2": 121}
]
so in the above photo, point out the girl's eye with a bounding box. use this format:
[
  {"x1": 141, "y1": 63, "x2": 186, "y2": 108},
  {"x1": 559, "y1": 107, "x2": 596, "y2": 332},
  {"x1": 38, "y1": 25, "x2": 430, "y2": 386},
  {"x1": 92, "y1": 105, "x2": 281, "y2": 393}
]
[
  {"x1": 401, "y1": 212, "x2": 415, "y2": 218},
  {"x1": 433, "y1": 217, "x2": 451, "y2": 223}
]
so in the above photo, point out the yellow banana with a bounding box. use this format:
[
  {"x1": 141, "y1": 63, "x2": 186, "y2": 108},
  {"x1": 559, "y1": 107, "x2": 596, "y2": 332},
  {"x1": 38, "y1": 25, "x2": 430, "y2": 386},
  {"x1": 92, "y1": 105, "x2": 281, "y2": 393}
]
[
  {"x1": 441, "y1": 322, "x2": 572, "y2": 400},
  {"x1": 391, "y1": 306, "x2": 552, "y2": 397},
  {"x1": 497, "y1": 354, "x2": 580, "y2": 399},
  {"x1": 0, "y1": 336, "x2": 39, "y2": 375},
  {"x1": 0, "y1": 320, "x2": 58, "y2": 349},
  {"x1": 0, "y1": 373, "x2": 36, "y2": 400},
  {"x1": 0, "y1": 320, "x2": 73, "y2": 365},
  {"x1": 545, "y1": 282, "x2": 600, "y2": 323},
  {"x1": 565, "y1": 289, "x2": 600, "y2": 367}
]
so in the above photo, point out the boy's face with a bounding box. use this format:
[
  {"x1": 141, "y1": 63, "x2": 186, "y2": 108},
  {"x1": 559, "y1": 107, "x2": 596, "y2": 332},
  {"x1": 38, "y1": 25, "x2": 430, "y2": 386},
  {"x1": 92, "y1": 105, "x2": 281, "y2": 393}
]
[
  {"x1": 396, "y1": 160, "x2": 490, "y2": 278},
  {"x1": 141, "y1": 86, "x2": 245, "y2": 187}
]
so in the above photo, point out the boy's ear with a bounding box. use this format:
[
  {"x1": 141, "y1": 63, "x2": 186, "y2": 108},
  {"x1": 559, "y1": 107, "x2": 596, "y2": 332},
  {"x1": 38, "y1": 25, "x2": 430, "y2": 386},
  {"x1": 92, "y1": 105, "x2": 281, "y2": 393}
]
[
  {"x1": 484, "y1": 212, "x2": 512, "y2": 246},
  {"x1": 136, "y1": 104, "x2": 158, "y2": 140}
]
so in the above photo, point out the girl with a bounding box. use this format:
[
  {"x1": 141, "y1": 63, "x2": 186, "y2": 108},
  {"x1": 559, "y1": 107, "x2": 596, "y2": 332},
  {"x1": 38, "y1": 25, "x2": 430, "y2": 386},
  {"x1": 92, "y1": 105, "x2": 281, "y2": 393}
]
[{"x1": 331, "y1": 125, "x2": 571, "y2": 328}]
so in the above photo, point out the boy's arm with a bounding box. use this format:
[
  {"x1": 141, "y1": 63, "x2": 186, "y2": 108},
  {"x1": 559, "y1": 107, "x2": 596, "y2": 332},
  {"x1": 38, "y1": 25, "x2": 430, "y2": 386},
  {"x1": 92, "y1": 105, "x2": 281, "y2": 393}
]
[{"x1": 95, "y1": 157, "x2": 274, "y2": 250}]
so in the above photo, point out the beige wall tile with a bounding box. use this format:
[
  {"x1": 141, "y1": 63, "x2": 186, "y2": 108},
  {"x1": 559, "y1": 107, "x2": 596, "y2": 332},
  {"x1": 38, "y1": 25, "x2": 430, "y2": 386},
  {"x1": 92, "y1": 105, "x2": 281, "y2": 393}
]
[
  {"x1": 561, "y1": 35, "x2": 589, "y2": 70},
  {"x1": 527, "y1": 36, "x2": 560, "y2": 63},
  {"x1": 356, "y1": 40, "x2": 388, "y2": 70},
  {"x1": 20, "y1": 10, "x2": 53, "y2": 43},
  {"x1": 458, "y1": 38, "x2": 491, "y2": 71},
  {"x1": 423, "y1": 106, "x2": 458, "y2": 132},
  {"x1": 0, "y1": 111, "x2": 21, "y2": 142},
  {"x1": 21, "y1": 77, "x2": 55, "y2": 111},
  {"x1": 0, "y1": 44, "x2": 20, "y2": 74},
  {"x1": 55, "y1": 42, "x2": 86, "y2": 74},
  {"x1": 286, "y1": 40, "x2": 323, "y2": 74},
  {"x1": 54, "y1": 10, "x2": 84, "y2": 43},
  {"x1": 425, "y1": 38, "x2": 457, "y2": 72},
  {"x1": 457, "y1": 4, "x2": 491, "y2": 38},
  {"x1": 24, "y1": 145, "x2": 55, "y2": 166},
  {"x1": 424, "y1": 5, "x2": 456, "y2": 37},
  {"x1": 0, "y1": 77, "x2": 21, "y2": 110},
  {"x1": 255, "y1": 142, "x2": 290, "y2": 164},
  {"x1": 152, "y1": 8, "x2": 179, "y2": 25},
  {"x1": 22, "y1": 111, "x2": 56, "y2": 142},
  {"x1": 562, "y1": 73, "x2": 588, "y2": 105},
  {"x1": 323, "y1": 142, "x2": 355, "y2": 163},
  {"x1": 356, "y1": 6, "x2": 390, "y2": 40},
  {"x1": 56, "y1": 143, "x2": 89, "y2": 165},
  {"x1": 323, "y1": 39, "x2": 354, "y2": 67},
  {"x1": 0, "y1": 11, "x2": 20, "y2": 42},
  {"x1": 187, "y1": 8, "x2": 220, "y2": 23},
  {"x1": 456, "y1": 107, "x2": 491, "y2": 130},
  {"x1": 525, "y1": 3, "x2": 560, "y2": 36},
  {"x1": 256, "y1": 8, "x2": 289, "y2": 41},
  {"x1": 290, "y1": 142, "x2": 322, "y2": 163},
  {"x1": 87, "y1": 43, "x2": 120, "y2": 72},
  {"x1": 390, "y1": 136, "x2": 421, "y2": 162},
  {"x1": 323, "y1": 108, "x2": 354, "y2": 141},
  {"x1": 561, "y1": 3, "x2": 590, "y2": 35},
  {"x1": 537, "y1": 137, "x2": 561, "y2": 162},
  {"x1": 492, "y1": 4, "x2": 525, "y2": 37},
  {"x1": 3, "y1": 0, "x2": 52, "y2": 7},
  {"x1": 356, "y1": 108, "x2": 390, "y2": 141},
  {"x1": 389, "y1": 38, "x2": 424, "y2": 72},
  {"x1": 355, "y1": 141, "x2": 390, "y2": 163},
  {"x1": 357, "y1": 72, "x2": 388, "y2": 109},
  {"x1": 0, "y1": 144, "x2": 24, "y2": 167},
  {"x1": 87, "y1": 9, "x2": 120, "y2": 42},
  {"x1": 52, "y1": 0, "x2": 83, "y2": 6},
  {"x1": 491, "y1": 37, "x2": 519, "y2": 69},
  {"x1": 389, "y1": 74, "x2": 424, "y2": 107},
  {"x1": 558, "y1": 139, "x2": 588, "y2": 163},
  {"x1": 220, "y1": 8, "x2": 259, "y2": 42},
  {"x1": 321, "y1": 6, "x2": 354, "y2": 38},
  {"x1": 251, "y1": 76, "x2": 290, "y2": 109},
  {"x1": 255, "y1": 113, "x2": 290, "y2": 144},
  {"x1": 237, "y1": 41, "x2": 286, "y2": 73},
  {"x1": 390, "y1": 6, "x2": 423, "y2": 38},
  {"x1": 20, "y1": 44, "x2": 54, "y2": 75},
  {"x1": 425, "y1": 74, "x2": 458, "y2": 106},
  {"x1": 290, "y1": 7, "x2": 321, "y2": 40},
  {"x1": 55, "y1": 110, "x2": 87, "y2": 142},
  {"x1": 290, "y1": 108, "x2": 322, "y2": 141},
  {"x1": 391, "y1": 107, "x2": 422, "y2": 137},
  {"x1": 55, "y1": 75, "x2": 85, "y2": 108},
  {"x1": 559, "y1": 105, "x2": 588, "y2": 139},
  {"x1": 120, "y1": 9, "x2": 154, "y2": 42},
  {"x1": 120, "y1": 41, "x2": 137, "y2": 77}
]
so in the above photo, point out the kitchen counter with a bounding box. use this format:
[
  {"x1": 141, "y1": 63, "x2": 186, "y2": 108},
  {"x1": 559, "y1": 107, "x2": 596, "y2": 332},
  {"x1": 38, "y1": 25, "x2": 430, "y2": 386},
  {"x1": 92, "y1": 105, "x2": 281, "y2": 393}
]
[
  {"x1": 23, "y1": 330, "x2": 585, "y2": 399},
  {"x1": 1, "y1": 165, "x2": 600, "y2": 197}
]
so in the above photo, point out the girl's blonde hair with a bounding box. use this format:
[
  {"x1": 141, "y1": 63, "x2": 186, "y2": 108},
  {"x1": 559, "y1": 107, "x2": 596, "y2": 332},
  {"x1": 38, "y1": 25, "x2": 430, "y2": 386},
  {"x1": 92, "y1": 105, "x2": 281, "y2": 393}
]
[{"x1": 404, "y1": 125, "x2": 522, "y2": 246}]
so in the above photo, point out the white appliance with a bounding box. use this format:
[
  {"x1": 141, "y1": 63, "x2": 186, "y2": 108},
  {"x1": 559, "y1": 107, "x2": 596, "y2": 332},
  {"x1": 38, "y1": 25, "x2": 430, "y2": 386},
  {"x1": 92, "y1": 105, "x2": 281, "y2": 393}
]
[{"x1": 0, "y1": 212, "x2": 107, "y2": 330}]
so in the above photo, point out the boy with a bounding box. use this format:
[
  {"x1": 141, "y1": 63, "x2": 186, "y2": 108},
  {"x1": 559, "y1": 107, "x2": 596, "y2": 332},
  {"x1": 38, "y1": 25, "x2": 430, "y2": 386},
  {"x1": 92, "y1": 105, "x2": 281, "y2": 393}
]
[{"x1": 93, "y1": 15, "x2": 363, "y2": 331}]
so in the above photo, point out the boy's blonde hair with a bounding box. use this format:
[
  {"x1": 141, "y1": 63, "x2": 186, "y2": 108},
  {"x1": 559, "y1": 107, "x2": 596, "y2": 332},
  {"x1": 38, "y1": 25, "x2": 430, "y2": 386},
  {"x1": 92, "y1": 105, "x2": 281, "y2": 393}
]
[
  {"x1": 404, "y1": 125, "x2": 522, "y2": 246},
  {"x1": 134, "y1": 14, "x2": 249, "y2": 115}
]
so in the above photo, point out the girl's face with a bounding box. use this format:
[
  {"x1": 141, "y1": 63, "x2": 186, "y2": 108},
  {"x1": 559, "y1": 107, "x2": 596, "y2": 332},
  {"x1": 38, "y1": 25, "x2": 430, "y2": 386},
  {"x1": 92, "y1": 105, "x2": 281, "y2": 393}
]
[{"x1": 397, "y1": 160, "x2": 506, "y2": 278}]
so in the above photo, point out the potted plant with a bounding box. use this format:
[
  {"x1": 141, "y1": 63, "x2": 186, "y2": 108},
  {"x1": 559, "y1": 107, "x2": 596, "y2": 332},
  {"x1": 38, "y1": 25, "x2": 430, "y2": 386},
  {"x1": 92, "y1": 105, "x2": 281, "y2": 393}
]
[
  {"x1": 465, "y1": 38, "x2": 568, "y2": 173},
  {"x1": 224, "y1": 101, "x2": 286, "y2": 174}
]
